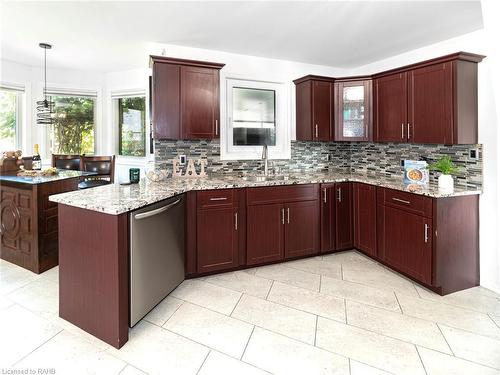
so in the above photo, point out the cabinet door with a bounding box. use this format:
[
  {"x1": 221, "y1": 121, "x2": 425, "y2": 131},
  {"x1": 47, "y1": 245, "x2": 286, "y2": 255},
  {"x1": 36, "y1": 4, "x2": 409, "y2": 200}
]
[
  {"x1": 247, "y1": 203, "x2": 284, "y2": 265},
  {"x1": 353, "y1": 183, "x2": 377, "y2": 257},
  {"x1": 181, "y1": 66, "x2": 219, "y2": 139},
  {"x1": 152, "y1": 63, "x2": 180, "y2": 139},
  {"x1": 197, "y1": 207, "x2": 238, "y2": 274},
  {"x1": 379, "y1": 206, "x2": 432, "y2": 284},
  {"x1": 312, "y1": 81, "x2": 332, "y2": 141},
  {"x1": 374, "y1": 72, "x2": 408, "y2": 143},
  {"x1": 335, "y1": 80, "x2": 372, "y2": 141},
  {"x1": 335, "y1": 183, "x2": 353, "y2": 250},
  {"x1": 320, "y1": 184, "x2": 336, "y2": 253},
  {"x1": 408, "y1": 62, "x2": 453, "y2": 144},
  {"x1": 295, "y1": 80, "x2": 313, "y2": 141},
  {"x1": 284, "y1": 200, "x2": 319, "y2": 259}
]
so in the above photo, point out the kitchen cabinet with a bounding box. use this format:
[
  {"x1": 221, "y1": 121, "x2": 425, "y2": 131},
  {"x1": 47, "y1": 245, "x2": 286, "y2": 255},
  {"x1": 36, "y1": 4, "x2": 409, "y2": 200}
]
[
  {"x1": 294, "y1": 76, "x2": 333, "y2": 141},
  {"x1": 374, "y1": 53, "x2": 483, "y2": 144},
  {"x1": 334, "y1": 79, "x2": 372, "y2": 141},
  {"x1": 150, "y1": 56, "x2": 224, "y2": 140},
  {"x1": 246, "y1": 184, "x2": 319, "y2": 265},
  {"x1": 320, "y1": 182, "x2": 353, "y2": 253},
  {"x1": 353, "y1": 183, "x2": 377, "y2": 257}
]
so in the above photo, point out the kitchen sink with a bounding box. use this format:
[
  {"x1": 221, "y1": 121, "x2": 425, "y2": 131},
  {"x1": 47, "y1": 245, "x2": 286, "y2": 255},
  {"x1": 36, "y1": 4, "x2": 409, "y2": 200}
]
[{"x1": 241, "y1": 175, "x2": 289, "y2": 182}]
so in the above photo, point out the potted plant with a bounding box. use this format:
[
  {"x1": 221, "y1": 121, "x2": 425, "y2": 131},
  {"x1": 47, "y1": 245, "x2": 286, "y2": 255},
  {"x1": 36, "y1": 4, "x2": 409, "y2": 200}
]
[{"x1": 429, "y1": 156, "x2": 460, "y2": 191}]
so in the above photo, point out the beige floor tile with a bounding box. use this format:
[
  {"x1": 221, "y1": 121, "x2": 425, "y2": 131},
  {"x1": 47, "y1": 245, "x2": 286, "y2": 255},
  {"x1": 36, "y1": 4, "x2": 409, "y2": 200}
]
[
  {"x1": 321, "y1": 276, "x2": 401, "y2": 312},
  {"x1": 316, "y1": 317, "x2": 425, "y2": 375},
  {"x1": 143, "y1": 296, "x2": 183, "y2": 326},
  {"x1": 254, "y1": 264, "x2": 321, "y2": 292},
  {"x1": 0, "y1": 265, "x2": 39, "y2": 295},
  {"x1": 439, "y1": 324, "x2": 500, "y2": 369},
  {"x1": 119, "y1": 365, "x2": 147, "y2": 375},
  {"x1": 0, "y1": 294, "x2": 13, "y2": 310},
  {"x1": 349, "y1": 361, "x2": 392, "y2": 375},
  {"x1": 16, "y1": 330, "x2": 126, "y2": 375},
  {"x1": 267, "y1": 281, "x2": 345, "y2": 322},
  {"x1": 343, "y1": 266, "x2": 420, "y2": 297},
  {"x1": 8, "y1": 278, "x2": 59, "y2": 320},
  {"x1": 322, "y1": 251, "x2": 381, "y2": 272},
  {"x1": 243, "y1": 327, "x2": 349, "y2": 375},
  {"x1": 109, "y1": 321, "x2": 209, "y2": 375},
  {"x1": 284, "y1": 257, "x2": 342, "y2": 279},
  {"x1": 203, "y1": 270, "x2": 273, "y2": 298},
  {"x1": 171, "y1": 279, "x2": 242, "y2": 315},
  {"x1": 49, "y1": 316, "x2": 112, "y2": 351},
  {"x1": 198, "y1": 351, "x2": 269, "y2": 375},
  {"x1": 418, "y1": 346, "x2": 500, "y2": 375},
  {"x1": 164, "y1": 302, "x2": 254, "y2": 358},
  {"x1": 415, "y1": 285, "x2": 500, "y2": 315},
  {"x1": 232, "y1": 294, "x2": 316, "y2": 344},
  {"x1": 40, "y1": 266, "x2": 59, "y2": 283},
  {"x1": 491, "y1": 314, "x2": 500, "y2": 328},
  {"x1": 346, "y1": 300, "x2": 452, "y2": 353},
  {"x1": 0, "y1": 304, "x2": 62, "y2": 367},
  {"x1": 396, "y1": 293, "x2": 500, "y2": 339}
]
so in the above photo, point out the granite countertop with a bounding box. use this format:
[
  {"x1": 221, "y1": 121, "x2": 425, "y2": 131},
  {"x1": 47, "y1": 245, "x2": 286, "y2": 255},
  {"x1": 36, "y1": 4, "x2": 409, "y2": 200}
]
[
  {"x1": 48, "y1": 170, "x2": 481, "y2": 215},
  {"x1": 0, "y1": 170, "x2": 96, "y2": 185}
]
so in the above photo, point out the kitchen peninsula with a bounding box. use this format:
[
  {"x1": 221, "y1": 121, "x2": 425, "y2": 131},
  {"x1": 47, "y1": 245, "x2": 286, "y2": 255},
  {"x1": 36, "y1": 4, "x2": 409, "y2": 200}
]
[{"x1": 50, "y1": 171, "x2": 480, "y2": 348}]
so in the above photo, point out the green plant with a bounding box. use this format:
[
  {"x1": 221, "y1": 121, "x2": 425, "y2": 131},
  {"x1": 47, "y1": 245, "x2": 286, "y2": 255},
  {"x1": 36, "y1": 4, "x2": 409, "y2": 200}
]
[{"x1": 429, "y1": 156, "x2": 460, "y2": 175}]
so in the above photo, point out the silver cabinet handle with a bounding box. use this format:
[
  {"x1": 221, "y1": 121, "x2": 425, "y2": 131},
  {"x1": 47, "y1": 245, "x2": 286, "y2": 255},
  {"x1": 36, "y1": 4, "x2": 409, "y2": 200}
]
[
  {"x1": 401, "y1": 123, "x2": 404, "y2": 139},
  {"x1": 281, "y1": 208, "x2": 285, "y2": 224},
  {"x1": 323, "y1": 188, "x2": 327, "y2": 203},
  {"x1": 215, "y1": 119, "x2": 218, "y2": 136},
  {"x1": 235, "y1": 212, "x2": 238, "y2": 231},
  {"x1": 407, "y1": 123, "x2": 410, "y2": 140},
  {"x1": 337, "y1": 187, "x2": 342, "y2": 202},
  {"x1": 315, "y1": 124, "x2": 318, "y2": 138},
  {"x1": 209, "y1": 197, "x2": 227, "y2": 201},
  {"x1": 134, "y1": 199, "x2": 181, "y2": 220},
  {"x1": 424, "y1": 223, "x2": 429, "y2": 243},
  {"x1": 391, "y1": 197, "x2": 410, "y2": 205},
  {"x1": 287, "y1": 207, "x2": 290, "y2": 224}
]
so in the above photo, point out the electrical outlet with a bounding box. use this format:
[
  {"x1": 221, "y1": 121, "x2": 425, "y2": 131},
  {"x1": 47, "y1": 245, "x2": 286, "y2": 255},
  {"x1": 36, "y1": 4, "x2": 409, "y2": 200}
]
[
  {"x1": 400, "y1": 159, "x2": 405, "y2": 168},
  {"x1": 179, "y1": 155, "x2": 187, "y2": 166},
  {"x1": 469, "y1": 148, "x2": 479, "y2": 160}
]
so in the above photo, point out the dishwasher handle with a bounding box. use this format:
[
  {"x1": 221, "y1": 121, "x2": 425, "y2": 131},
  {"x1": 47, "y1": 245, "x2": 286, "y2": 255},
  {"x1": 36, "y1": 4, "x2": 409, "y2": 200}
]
[{"x1": 133, "y1": 198, "x2": 182, "y2": 220}]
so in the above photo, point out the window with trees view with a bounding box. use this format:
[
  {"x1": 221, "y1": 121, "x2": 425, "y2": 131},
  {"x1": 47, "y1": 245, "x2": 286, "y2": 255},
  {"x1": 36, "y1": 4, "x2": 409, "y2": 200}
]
[
  {"x1": 0, "y1": 89, "x2": 21, "y2": 152},
  {"x1": 50, "y1": 95, "x2": 95, "y2": 155},
  {"x1": 117, "y1": 96, "x2": 146, "y2": 157}
]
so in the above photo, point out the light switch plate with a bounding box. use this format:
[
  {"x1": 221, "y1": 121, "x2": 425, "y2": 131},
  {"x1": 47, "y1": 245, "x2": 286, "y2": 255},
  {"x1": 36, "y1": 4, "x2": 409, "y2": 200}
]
[
  {"x1": 179, "y1": 155, "x2": 187, "y2": 166},
  {"x1": 469, "y1": 148, "x2": 480, "y2": 160}
]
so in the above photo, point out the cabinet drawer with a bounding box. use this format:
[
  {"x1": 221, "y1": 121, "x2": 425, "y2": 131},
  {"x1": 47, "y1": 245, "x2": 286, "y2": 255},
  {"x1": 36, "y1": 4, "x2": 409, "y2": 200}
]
[
  {"x1": 379, "y1": 187, "x2": 433, "y2": 217},
  {"x1": 246, "y1": 184, "x2": 319, "y2": 205},
  {"x1": 197, "y1": 189, "x2": 234, "y2": 209}
]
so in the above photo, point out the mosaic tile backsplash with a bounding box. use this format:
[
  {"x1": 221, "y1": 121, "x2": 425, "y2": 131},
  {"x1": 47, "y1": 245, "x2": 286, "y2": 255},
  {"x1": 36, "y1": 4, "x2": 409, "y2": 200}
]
[{"x1": 154, "y1": 140, "x2": 482, "y2": 189}]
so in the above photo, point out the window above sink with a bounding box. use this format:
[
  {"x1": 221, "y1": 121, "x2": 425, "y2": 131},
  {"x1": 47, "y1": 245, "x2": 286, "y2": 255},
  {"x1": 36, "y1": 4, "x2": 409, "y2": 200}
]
[{"x1": 221, "y1": 76, "x2": 290, "y2": 160}]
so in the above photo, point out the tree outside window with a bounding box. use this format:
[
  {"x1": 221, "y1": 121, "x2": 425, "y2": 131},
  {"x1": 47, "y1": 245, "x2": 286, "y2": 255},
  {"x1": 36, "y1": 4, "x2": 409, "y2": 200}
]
[
  {"x1": 0, "y1": 90, "x2": 19, "y2": 152},
  {"x1": 50, "y1": 95, "x2": 95, "y2": 155},
  {"x1": 118, "y1": 96, "x2": 146, "y2": 157}
]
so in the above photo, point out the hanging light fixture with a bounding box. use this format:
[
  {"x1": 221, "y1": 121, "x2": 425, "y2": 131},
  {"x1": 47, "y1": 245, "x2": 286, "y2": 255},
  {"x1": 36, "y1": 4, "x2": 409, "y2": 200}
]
[{"x1": 36, "y1": 42, "x2": 54, "y2": 125}]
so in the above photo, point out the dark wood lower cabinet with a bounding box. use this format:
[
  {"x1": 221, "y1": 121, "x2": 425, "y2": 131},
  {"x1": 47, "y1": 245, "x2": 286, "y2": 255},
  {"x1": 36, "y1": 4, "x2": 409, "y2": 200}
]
[
  {"x1": 284, "y1": 200, "x2": 319, "y2": 259},
  {"x1": 353, "y1": 183, "x2": 377, "y2": 257},
  {"x1": 320, "y1": 184, "x2": 336, "y2": 253},
  {"x1": 247, "y1": 203, "x2": 284, "y2": 265},
  {"x1": 335, "y1": 182, "x2": 353, "y2": 250}
]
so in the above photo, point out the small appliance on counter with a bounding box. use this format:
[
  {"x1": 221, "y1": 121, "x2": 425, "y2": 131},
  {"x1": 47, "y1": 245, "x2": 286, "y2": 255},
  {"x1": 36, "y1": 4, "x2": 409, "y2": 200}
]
[{"x1": 403, "y1": 160, "x2": 429, "y2": 185}]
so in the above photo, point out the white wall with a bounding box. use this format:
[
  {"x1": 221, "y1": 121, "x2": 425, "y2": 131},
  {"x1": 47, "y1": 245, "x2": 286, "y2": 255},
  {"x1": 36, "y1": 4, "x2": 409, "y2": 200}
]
[{"x1": 348, "y1": 28, "x2": 500, "y2": 293}]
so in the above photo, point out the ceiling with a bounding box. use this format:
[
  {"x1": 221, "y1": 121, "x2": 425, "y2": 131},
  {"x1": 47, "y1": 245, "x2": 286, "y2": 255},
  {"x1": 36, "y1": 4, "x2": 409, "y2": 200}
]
[{"x1": 1, "y1": 1, "x2": 483, "y2": 73}]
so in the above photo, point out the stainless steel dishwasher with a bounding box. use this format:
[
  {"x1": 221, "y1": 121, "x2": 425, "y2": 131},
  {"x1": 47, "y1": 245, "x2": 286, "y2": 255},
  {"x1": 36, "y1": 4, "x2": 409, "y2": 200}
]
[{"x1": 129, "y1": 195, "x2": 185, "y2": 326}]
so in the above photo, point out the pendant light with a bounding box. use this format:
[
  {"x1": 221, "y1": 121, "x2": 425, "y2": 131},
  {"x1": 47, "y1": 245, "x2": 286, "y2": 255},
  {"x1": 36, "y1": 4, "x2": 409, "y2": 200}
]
[{"x1": 36, "y1": 42, "x2": 54, "y2": 125}]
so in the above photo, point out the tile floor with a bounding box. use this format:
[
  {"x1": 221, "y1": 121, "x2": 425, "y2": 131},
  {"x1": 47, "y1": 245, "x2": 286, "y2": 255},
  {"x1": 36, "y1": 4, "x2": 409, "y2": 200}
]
[{"x1": 1, "y1": 250, "x2": 500, "y2": 375}]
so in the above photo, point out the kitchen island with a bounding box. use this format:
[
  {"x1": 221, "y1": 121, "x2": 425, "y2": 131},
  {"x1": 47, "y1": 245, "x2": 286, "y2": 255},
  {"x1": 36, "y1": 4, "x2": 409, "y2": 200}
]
[
  {"x1": 49, "y1": 171, "x2": 481, "y2": 348},
  {"x1": 0, "y1": 170, "x2": 94, "y2": 273}
]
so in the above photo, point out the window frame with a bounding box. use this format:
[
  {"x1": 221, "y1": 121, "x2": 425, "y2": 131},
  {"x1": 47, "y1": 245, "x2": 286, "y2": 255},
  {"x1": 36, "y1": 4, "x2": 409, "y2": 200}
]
[
  {"x1": 0, "y1": 85, "x2": 24, "y2": 151},
  {"x1": 113, "y1": 93, "x2": 147, "y2": 158},
  {"x1": 221, "y1": 75, "x2": 290, "y2": 161}
]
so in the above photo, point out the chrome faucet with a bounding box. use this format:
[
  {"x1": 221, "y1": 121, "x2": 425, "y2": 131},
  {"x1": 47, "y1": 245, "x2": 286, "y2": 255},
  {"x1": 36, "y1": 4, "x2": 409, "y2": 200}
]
[{"x1": 262, "y1": 144, "x2": 269, "y2": 176}]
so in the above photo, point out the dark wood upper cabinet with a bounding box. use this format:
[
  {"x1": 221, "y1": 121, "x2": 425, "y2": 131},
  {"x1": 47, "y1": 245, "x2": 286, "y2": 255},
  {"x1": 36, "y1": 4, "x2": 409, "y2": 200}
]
[
  {"x1": 294, "y1": 76, "x2": 333, "y2": 141},
  {"x1": 150, "y1": 56, "x2": 224, "y2": 140},
  {"x1": 334, "y1": 79, "x2": 373, "y2": 142},
  {"x1": 353, "y1": 183, "x2": 377, "y2": 257},
  {"x1": 374, "y1": 52, "x2": 484, "y2": 144},
  {"x1": 284, "y1": 200, "x2": 319, "y2": 259},
  {"x1": 335, "y1": 182, "x2": 353, "y2": 250},
  {"x1": 374, "y1": 72, "x2": 408, "y2": 143}
]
